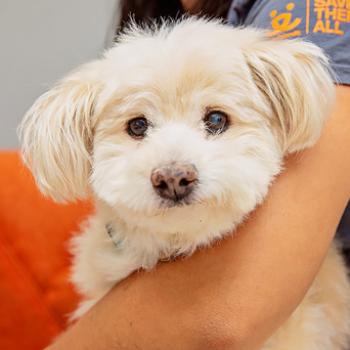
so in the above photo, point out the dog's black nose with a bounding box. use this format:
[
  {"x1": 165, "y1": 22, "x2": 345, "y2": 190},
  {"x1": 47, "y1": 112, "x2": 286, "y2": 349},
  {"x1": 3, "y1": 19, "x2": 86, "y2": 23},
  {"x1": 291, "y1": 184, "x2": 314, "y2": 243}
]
[{"x1": 151, "y1": 163, "x2": 198, "y2": 201}]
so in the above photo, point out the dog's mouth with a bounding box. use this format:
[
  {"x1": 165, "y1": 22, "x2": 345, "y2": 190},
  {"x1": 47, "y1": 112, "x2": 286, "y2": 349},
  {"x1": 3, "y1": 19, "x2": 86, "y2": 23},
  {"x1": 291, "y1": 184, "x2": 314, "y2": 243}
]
[{"x1": 158, "y1": 195, "x2": 196, "y2": 209}]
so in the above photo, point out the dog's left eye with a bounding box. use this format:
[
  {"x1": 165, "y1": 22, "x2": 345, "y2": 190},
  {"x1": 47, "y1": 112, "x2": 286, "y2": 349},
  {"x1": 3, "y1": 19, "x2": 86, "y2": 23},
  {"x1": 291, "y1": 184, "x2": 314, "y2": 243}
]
[
  {"x1": 203, "y1": 111, "x2": 229, "y2": 134},
  {"x1": 127, "y1": 117, "x2": 149, "y2": 138}
]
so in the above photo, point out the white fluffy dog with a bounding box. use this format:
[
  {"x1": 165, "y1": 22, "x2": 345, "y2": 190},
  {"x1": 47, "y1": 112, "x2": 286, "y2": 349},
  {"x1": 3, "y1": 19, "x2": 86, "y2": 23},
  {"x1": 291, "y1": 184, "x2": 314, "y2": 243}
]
[{"x1": 19, "y1": 18, "x2": 350, "y2": 349}]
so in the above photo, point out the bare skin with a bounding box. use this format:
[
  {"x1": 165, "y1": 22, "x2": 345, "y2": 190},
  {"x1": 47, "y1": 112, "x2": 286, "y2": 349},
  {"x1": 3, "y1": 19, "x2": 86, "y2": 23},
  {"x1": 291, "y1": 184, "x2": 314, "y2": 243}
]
[
  {"x1": 181, "y1": 0, "x2": 199, "y2": 12},
  {"x1": 46, "y1": 82, "x2": 350, "y2": 349}
]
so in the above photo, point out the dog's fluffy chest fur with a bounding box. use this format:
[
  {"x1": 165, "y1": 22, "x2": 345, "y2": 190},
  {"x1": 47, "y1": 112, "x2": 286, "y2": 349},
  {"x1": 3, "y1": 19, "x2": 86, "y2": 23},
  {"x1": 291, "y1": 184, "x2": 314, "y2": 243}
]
[{"x1": 71, "y1": 198, "x2": 249, "y2": 292}]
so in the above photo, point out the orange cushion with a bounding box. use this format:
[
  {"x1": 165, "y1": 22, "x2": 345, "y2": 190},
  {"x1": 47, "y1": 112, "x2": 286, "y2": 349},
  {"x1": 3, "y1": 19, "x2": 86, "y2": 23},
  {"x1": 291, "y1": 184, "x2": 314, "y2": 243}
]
[{"x1": 0, "y1": 151, "x2": 92, "y2": 350}]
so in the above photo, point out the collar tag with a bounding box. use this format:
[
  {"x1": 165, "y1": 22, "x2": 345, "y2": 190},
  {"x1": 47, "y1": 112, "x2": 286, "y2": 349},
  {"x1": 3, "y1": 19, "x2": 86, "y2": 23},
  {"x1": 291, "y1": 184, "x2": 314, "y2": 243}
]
[{"x1": 106, "y1": 222, "x2": 124, "y2": 248}]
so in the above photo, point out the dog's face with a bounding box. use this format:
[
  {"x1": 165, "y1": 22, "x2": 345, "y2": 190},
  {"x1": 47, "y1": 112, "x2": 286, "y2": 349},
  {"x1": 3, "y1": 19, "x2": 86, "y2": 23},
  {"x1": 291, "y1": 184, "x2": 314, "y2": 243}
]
[
  {"x1": 90, "y1": 47, "x2": 283, "y2": 234},
  {"x1": 19, "y1": 19, "x2": 334, "y2": 235}
]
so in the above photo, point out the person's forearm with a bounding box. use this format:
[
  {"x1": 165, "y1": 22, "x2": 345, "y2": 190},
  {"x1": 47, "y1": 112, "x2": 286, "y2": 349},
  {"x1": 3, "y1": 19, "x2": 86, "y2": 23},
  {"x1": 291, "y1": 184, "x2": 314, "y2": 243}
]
[{"x1": 47, "y1": 86, "x2": 350, "y2": 350}]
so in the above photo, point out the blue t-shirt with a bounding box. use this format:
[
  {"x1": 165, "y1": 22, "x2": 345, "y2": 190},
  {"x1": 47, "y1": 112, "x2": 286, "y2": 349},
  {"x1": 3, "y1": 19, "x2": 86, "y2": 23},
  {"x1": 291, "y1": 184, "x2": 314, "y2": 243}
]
[{"x1": 227, "y1": 0, "x2": 350, "y2": 248}]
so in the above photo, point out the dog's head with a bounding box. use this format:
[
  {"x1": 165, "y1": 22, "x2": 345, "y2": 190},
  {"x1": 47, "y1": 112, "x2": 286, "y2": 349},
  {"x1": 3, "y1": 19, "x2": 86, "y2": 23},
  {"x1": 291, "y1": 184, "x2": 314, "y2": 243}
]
[{"x1": 19, "y1": 19, "x2": 334, "y2": 234}]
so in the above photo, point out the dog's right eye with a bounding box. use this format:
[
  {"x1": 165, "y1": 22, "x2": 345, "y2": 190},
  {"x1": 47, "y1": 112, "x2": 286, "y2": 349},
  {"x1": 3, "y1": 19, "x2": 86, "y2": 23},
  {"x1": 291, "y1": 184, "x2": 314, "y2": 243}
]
[
  {"x1": 127, "y1": 117, "x2": 149, "y2": 138},
  {"x1": 203, "y1": 110, "x2": 229, "y2": 135}
]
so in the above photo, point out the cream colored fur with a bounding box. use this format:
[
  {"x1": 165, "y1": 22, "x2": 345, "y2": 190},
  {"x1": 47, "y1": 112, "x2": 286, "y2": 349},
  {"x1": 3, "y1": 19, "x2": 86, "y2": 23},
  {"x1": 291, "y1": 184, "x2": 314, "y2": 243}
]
[{"x1": 19, "y1": 18, "x2": 350, "y2": 349}]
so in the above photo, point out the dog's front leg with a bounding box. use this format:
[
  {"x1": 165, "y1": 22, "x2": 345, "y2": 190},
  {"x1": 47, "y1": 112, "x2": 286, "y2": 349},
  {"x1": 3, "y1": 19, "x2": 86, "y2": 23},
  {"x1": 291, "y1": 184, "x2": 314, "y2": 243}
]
[
  {"x1": 71, "y1": 243, "x2": 146, "y2": 319},
  {"x1": 70, "y1": 222, "x2": 152, "y2": 319}
]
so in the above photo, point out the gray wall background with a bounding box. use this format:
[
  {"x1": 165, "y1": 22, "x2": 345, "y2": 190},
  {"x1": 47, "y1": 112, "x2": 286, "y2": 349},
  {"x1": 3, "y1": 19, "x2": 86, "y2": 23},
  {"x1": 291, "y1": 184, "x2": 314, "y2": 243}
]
[{"x1": 0, "y1": 0, "x2": 119, "y2": 149}]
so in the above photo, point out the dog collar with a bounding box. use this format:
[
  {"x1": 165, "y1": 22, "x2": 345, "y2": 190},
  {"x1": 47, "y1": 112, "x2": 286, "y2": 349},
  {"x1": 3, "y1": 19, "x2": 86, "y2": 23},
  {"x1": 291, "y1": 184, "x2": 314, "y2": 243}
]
[
  {"x1": 106, "y1": 222, "x2": 180, "y2": 262},
  {"x1": 105, "y1": 222, "x2": 123, "y2": 248}
]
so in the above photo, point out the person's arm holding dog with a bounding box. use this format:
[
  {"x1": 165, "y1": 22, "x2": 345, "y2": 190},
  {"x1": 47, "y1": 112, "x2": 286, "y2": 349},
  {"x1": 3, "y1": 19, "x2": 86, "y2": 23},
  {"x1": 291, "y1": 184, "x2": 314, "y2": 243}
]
[{"x1": 47, "y1": 84, "x2": 350, "y2": 349}]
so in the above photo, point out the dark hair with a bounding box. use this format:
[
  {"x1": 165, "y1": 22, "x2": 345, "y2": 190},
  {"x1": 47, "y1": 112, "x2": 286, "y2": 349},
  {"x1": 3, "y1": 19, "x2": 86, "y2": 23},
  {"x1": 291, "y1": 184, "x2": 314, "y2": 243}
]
[{"x1": 117, "y1": 0, "x2": 232, "y2": 34}]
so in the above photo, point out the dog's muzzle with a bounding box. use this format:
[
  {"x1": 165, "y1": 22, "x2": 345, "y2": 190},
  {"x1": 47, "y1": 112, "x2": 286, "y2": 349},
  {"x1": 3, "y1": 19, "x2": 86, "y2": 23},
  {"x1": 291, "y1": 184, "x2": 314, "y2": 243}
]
[{"x1": 151, "y1": 162, "x2": 198, "y2": 202}]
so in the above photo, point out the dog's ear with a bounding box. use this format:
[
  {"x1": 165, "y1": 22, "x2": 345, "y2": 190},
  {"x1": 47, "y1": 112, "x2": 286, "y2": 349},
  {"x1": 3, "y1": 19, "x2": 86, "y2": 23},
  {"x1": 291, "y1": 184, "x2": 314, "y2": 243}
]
[
  {"x1": 18, "y1": 61, "x2": 104, "y2": 202},
  {"x1": 243, "y1": 35, "x2": 335, "y2": 154}
]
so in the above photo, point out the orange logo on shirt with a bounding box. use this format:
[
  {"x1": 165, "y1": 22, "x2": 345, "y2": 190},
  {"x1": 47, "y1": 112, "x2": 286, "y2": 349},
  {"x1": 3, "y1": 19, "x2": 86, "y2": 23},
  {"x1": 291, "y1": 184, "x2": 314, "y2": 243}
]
[
  {"x1": 269, "y1": 2, "x2": 302, "y2": 38},
  {"x1": 268, "y1": 0, "x2": 350, "y2": 38}
]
